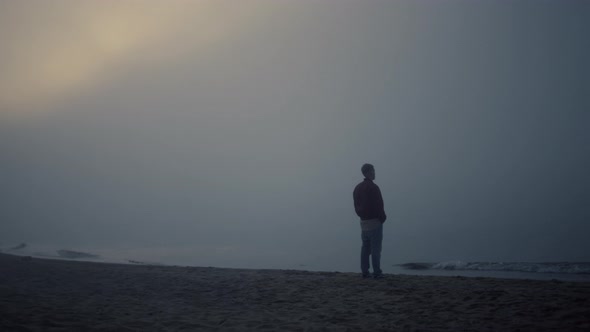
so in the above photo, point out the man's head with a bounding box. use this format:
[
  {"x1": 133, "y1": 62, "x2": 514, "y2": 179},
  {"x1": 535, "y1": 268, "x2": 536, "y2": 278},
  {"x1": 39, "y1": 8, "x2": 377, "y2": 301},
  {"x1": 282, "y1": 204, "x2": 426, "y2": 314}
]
[{"x1": 361, "y1": 163, "x2": 375, "y2": 180}]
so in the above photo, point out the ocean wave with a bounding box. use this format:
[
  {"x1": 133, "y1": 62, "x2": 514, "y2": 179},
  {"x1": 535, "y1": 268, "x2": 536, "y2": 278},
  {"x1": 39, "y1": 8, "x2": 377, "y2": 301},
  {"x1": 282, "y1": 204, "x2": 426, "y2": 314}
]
[
  {"x1": 1, "y1": 243, "x2": 165, "y2": 265},
  {"x1": 57, "y1": 250, "x2": 100, "y2": 259},
  {"x1": 399, "y1": 261, "x2": 590, "y2": 275},
  {"x1": 3, "y1": 243, "x2": 100, "y2": 260}
]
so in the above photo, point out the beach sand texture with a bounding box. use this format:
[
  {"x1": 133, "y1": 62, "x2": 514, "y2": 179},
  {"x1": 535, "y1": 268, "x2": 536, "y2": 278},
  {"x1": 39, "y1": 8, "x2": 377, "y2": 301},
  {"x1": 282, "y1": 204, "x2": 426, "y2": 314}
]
[{"x1": 1, "y1": 253, "x2": 589, "y2": 331}]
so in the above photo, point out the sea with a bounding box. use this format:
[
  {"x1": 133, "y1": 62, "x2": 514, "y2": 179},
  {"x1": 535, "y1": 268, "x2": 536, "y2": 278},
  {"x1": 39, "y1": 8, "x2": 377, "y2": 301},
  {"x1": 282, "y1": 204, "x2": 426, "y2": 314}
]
[
  {"x1": 391, "y1": 261, "x2": 590, "y2": 282},
  {"x1": 3, "y1": 243, "x2": 590, "y2": 282}
]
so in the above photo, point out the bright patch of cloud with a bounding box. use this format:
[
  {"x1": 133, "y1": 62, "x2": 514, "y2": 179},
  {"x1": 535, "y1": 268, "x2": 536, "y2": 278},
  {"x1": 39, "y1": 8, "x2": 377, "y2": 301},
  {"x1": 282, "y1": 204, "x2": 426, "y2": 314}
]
[{"x1": 0, "y1": 1, "x2": 276, "y2": 114}]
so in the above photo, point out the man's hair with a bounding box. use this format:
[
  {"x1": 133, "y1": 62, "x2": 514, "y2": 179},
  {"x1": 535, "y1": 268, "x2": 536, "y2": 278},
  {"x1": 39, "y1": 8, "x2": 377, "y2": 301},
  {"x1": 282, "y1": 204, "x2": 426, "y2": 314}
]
[{"x1": 361, "y1": 163, "x2": 374, "y2": 176}]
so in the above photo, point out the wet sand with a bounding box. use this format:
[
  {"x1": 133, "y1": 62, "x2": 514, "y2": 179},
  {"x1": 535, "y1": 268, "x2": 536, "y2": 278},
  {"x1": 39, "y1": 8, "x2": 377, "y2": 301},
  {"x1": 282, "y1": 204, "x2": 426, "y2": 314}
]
[{"x1": 1, "y1": 253, "x2": 589, "y2": 331}]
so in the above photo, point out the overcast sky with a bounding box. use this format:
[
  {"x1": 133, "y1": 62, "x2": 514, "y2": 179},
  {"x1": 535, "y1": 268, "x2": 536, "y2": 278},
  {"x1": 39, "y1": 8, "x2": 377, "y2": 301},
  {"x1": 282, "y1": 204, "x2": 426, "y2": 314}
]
[{"x1": 1, "y1": 1, "x2": 588, "y2": 269}]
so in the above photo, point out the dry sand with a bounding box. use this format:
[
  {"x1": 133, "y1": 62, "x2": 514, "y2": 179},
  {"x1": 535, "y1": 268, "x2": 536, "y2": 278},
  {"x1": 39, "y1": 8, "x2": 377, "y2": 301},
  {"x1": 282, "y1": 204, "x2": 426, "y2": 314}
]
[{"x1": 1, "y1": 253, "x2": 589, "y2": 331}]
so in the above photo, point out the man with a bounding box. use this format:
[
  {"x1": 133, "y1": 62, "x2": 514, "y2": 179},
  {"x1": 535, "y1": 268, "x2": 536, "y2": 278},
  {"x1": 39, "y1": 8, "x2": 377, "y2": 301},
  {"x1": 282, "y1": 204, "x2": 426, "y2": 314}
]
[{"x1": 353, "y1": 163, "x2": 386, "y2": 279}]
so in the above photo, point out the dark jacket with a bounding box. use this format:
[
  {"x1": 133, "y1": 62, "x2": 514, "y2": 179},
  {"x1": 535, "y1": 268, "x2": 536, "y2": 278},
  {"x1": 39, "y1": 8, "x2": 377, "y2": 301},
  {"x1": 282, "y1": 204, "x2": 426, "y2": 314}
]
[{"x1": 353, "y1": 179, "x2": 386, "y2": 222}]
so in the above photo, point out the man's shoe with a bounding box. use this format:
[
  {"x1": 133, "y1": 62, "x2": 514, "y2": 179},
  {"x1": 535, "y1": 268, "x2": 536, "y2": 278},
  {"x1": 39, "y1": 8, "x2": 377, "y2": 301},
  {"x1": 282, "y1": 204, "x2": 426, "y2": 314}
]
[
  {"x1": 373, "y1": 274, "x2": 384, "y2": 279},
  {"x1": 362, "y1": 274, "x2": 371, "y2": 279}
]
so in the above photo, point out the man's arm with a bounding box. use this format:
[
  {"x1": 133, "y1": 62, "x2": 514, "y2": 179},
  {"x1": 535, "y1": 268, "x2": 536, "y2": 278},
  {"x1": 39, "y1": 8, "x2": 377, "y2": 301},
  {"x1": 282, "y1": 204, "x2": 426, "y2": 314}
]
[{"x1": 375, "y1": 186, "x2": 386, "y2": 223}]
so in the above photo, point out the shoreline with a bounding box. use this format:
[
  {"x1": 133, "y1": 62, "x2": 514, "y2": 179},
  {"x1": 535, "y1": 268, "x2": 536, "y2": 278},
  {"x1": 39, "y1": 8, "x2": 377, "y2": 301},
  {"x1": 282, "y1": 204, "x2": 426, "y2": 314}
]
[
  {"x1": 4, "y1": 250, "x2": 590, "y2": 283},
  {"x1": 1, "y1": 253, "x2": 590, "y2": 331}
]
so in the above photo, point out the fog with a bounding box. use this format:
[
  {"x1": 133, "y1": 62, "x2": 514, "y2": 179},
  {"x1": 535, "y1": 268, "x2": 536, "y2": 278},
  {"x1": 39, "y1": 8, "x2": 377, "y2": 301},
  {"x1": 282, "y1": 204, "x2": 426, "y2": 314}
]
[{"x1": 1, "y1": 1, "x2": 589, "y2": 271}]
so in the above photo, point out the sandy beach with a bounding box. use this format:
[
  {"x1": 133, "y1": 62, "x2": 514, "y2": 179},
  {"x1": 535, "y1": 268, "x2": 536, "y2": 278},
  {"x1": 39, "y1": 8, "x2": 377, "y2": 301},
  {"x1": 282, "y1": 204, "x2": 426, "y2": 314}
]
[{"x1": 1, "y1": 253, "x2": 589, "y2": 331}]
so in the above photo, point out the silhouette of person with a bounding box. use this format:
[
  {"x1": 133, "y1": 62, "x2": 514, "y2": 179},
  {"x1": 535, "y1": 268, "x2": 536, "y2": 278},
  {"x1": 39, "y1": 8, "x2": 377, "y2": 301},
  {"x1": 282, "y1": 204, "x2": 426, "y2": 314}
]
[{"x1": 353, "y1": 163, "x2": 386, "y2": 278}]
